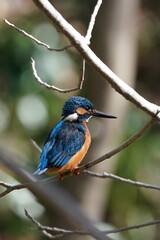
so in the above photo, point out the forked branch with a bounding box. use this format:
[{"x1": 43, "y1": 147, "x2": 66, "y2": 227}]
[{"x1": 32, "y1": 0, "x2": 160, "y2": 119}]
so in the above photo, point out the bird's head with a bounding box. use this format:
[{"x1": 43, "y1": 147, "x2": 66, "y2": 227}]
[{"x1": 62, "y1": 96, "x2": 116, "y2": 122}]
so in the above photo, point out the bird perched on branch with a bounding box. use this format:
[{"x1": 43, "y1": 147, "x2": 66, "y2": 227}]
[{"x1": 34, "y1": 96, "x2": 116, "y2": 176}]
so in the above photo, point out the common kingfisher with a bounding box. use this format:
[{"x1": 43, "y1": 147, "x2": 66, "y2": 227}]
[{"x1": 34, "y1": 96, "x2": 116, "y2": 175}]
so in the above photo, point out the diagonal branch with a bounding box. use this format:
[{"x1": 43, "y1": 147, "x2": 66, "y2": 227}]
[
  {"x1": 78, "y1": 117, "x2": 155, "y2": 170},
  {"x1": 0, "y1": 118, "x2": 157, "y2": 197},
  {"x1": 0, "y1": 149, "x2": 111, "y2": 240},
  {"x1": 32, "y1": 0, "x2": 160, "y2": 119}
]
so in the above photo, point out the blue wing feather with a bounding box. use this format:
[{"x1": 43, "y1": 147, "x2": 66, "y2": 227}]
[{"x1": 34, "y1": 120, "x2": 86, "y2": 174}]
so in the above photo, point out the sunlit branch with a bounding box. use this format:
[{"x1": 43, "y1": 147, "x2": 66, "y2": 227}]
[
  {"x1": 32, "y1": 0, "x2": 160, "y2": 119},
  {"x1": 85, "y1": 0, "x2": 102, "y2": 44},
  {"x1": 4, "y1": 19, "x2": 72, "y2": 52}
]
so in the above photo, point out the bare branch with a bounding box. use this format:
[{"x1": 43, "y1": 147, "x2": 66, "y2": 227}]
[
  {"x1": 79, "y1": 0, "x2": 103, "y2": 90},
  {"x1": 25, "y1": 209, "x2": 87, "y2": 237},
  {"x1": 0, "y1": 181, "x2": 31, "y2": 198},
  {"x1": 83, "y1": 170, "x2": 160, "y2": 191},
  {"x1": 31, "y1": 58, "x2": 80, "y2": 93},
  {"x1": 0, "y1": 118, "x2": 157, "y2": 197},
  {"x1": 32, "y1": 0, "x2": 160, "y2": 119},
  {"x1": 0, "y1": 149, "x2": 111, "y2": 240},
  {"x1": 4, "y1": 19, "x2": 83, "y2": 93},
  {"x1": 4, "y1": 0, "x2": 103, "y2": 94},
  {"x1": 85, "y1": 0, "x2": 102, "y2": 44},
  {"x1": 30, "y1": 139, "x2": 42, "y2": 153},
  {"x1": 1, "y1": 165, "x2": 160, "y2": 198},
  {"x1": 104, "y1": 219, "x2": 160, "y2": 235},
  {"x1": 79, "y1": 117, "x2": 155, "y2": 170},
  {"x1": 4, "y1": 19, "x2": 72, "y2": 52},
  {"x1": 42, "y1": 230, "x2": 64, "y2": 239},
  {"x1": 78, "y1": 59, "x2": 86, "y2": 90},
  {"x1": 25, "y1": 209, "x2": 160, "y2": 238}
]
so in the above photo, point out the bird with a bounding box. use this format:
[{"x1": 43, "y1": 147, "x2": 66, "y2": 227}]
[{"x1": 34, "y1": 96, "x2": 116, "y2": 176}]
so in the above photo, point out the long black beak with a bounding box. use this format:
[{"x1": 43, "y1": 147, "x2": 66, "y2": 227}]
[{"x1": 91, "y1": 109, "x2": 117, "y2": 119}]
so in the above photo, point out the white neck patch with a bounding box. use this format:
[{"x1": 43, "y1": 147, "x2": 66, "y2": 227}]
[{"x1": 64, "y1": 113, "x2": 78, "y2": 122}]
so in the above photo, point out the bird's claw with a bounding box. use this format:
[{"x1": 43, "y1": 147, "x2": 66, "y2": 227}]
[{"x1": 72, "y1": 167, "x2": 80, "y2": 175}]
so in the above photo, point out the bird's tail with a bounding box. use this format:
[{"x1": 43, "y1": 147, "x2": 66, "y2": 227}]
[{"x1": 33, "y1": 167, "x2": 48, "y2": 175}]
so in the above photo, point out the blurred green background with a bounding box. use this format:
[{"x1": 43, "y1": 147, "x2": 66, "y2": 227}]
[{"x1": 0, "y1": 0, "x2": 160, "y2": 240}]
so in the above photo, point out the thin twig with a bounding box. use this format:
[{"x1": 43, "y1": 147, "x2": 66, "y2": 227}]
[
  {"x1": 42, "y1": 230, "x2": 64, "y2": 239},
  {"x1": 4, "y1": 19, "x2": 72, "y2": 52},
  {"x1": 83, "y1": 170, "x2": 160, "y2": 191},
  {"x1": 85, "y1": 0, "x2": 102, "y2": 44},
  {"x1": 79, "y1": 0, "x2": 103, "y2": 89},
  {"x1": 79, "y1": 59, "x2": 86, "y2": 90},
  {"x1": 31, "y1": 57, "x2": 80, "y2": 93},
  {"x1": 4, "y1": 19, "x2": 82, "y2": 93},
  {"x1": 25, "y1": 209, "x2": 160, "y2": 237},
  {"x1": 25, "y1": 209, "x2": 87, "y2": 236},
  {"x1": 104, "y1": 219, "x2": 160, "y2": 234},
  {"x1": 0, "y1": 181, "x2": 31, "y2": 198},
  {"x1": 78, "y1": 117, "x2": 155, "y2": 171},
  {"x1": 30, "y1": 139, "x2": 42, "y2": 153}
]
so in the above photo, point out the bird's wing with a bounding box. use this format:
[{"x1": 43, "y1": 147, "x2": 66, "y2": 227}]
[
  {"x1": 46, "y1": 123, "x2": 85, "y2": 168},
  {"x1": 34, "y1": 121, "x2": 85, "y2": 174}
]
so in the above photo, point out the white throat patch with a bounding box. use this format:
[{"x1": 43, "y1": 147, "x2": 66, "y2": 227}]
[{"x1": 64, "y1": 113, "x2": 78, "y2": 122}]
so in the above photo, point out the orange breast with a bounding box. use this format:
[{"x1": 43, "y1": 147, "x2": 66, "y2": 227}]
[
  {"x1": 58, "y1": 121, "x2": 91, "y2": 172},
  {"x1": 46, "y1": 122, "x2": 91, "y2": 174}
]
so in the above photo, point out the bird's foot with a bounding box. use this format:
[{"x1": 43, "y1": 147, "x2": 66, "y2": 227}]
[
  {"x1": 72, "y1": 167, "x2": 80, "y2": 175},
  {"x1": 58, "y1": 172, "x2": 64, "y2": 180}
]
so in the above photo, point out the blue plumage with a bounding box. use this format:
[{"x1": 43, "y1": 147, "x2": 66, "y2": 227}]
[
  {"x1": 34, "y1": 120, "x2": 86, "y2": 174},
  {"x1": 34, "y1": 96, "x2": 116, "y2": 175}
]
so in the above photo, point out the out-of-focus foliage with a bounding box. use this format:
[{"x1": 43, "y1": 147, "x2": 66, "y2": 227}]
[
  {"x1": 0, "y1": 0, "x2": 160, "y2": 240},
  {"x1": 107, "y1": 108, "x2": 160, "y2": 240},
  {"x1": 0, "y1": 1, "x2": 92, "y2": 238}
]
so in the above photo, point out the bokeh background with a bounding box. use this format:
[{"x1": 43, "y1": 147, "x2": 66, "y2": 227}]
[{"x1": 0, "y1": 0, "x2": 160, "y2": 239}]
